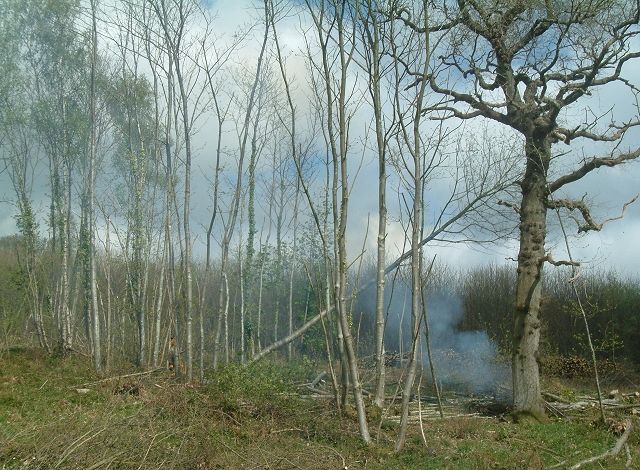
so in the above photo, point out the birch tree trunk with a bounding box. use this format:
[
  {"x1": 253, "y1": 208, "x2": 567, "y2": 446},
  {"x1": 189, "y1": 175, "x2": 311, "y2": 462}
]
[
  {"x1": 395, "y1": 2, "x2": 430, "y2": 450},
  {"x1": 213, "y1": 0, "x2": 269, "y2": 367},
  {"x1": 306, "y1": 0, "x2": 370, "y2": 443},
  {"x1": 88, "y1": 0, "x2": 101, "y2": 372},
  {"x1": 361, "y1": 0, "x2": 390, "y2": 413}
]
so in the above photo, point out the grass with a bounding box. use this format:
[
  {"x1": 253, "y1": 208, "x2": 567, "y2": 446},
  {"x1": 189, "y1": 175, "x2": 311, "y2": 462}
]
[{"x1": 0, "y1": 348, "x2": 638, "y2": 469}]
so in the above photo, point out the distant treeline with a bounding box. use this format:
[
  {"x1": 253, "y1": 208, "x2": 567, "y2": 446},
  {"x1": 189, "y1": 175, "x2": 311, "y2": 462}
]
[{"x1": 2, "y1": 234, "x2": 637, "y2": 368}]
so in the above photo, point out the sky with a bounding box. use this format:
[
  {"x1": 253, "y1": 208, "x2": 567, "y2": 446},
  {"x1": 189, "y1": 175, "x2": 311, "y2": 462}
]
[{"x1": 1, "y1": 0, "x2": 639, "y2": 281}]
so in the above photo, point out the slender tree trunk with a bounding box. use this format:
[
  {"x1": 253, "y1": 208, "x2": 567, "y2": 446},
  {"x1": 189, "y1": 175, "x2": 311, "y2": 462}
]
[
  {"x1": 60, "y1": 168, "x2": 72, "y2": 353},
  {"x1": 213, "y1": 257, "x2": 228, "y2": 367},
  {"x1": 256, "y1": 241, "x2": 267, "y2": 351},
  {"x1": 170, "y1": 41, "x2": 194, "y2": 381},
  {"x1": 396, "y1": 5, "x2": 430, "y2": 449},
  {"x1": 104, "y1": 217, "x2": 112, "y2": 369},
  {"x1": 89, "y1": 0, "x2": 101, "y2": 372},
  {"x1": 153, "y1": 241, "x2": 166, "y2": 368},
  {"x1": 395, "y1": 117, "x2": 424, "y2": 453},
  {"x1": 364, "y1": 2, "x2": 388, "y2": 413},
  {"x1": 271, "y1": 10, "x2": 300, "y2": 362},
  {"x1": 287, "y1": 187, "x2": 299, "y2": 361},
  {"x1": 213, "y1": 0, "x2": 269, "y2": 366},
  {"x1": 335, "y1": 2, "x2": 369, "y2": 442},
  {"x1": 224, "y1": 270, "x2": 230, "y2": 363},
  {"x1": 239, "y1": 227, "x2": 246, "y2": 364}
]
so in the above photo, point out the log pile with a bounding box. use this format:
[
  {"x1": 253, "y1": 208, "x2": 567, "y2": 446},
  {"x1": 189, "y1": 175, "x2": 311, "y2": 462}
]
[{"x1": 540, "y1": 356, "x2": 618, "y2": 378}]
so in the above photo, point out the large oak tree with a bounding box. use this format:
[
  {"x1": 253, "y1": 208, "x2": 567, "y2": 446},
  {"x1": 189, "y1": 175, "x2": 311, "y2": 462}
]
[{"x1": 394, "y1": 0, "x2": 640, "y2": 419}]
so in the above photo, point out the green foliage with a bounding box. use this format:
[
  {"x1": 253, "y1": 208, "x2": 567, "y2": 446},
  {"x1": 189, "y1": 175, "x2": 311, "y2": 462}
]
[
  {"x1": 542, "y1": 267, "x2": 640, "y2": 363},
  {"x1": 300, "y1": 321, "x2": 330, "y2": 358},
  {"x1": 460, "y1": 263, "x2": 515, "y2": 353},
  {"x1": 453, "y1": 263, "x2": 640, "y2": 365}
]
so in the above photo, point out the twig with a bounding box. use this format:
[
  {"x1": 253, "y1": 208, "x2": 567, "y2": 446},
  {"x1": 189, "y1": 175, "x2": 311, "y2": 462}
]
[
  {"x1": 54, "y1": 426, "x2": 107, "y2": 468},
  {"x1": 548, "y1": 459, "x2": 568, "y2": 469},
  {"x1": 68, "y1": 347, "x2": 91, "y2": 358},
  {"x1": 316, "y1": 445, "x2": 346, "y2": 469},
  {"x1": 304, "y1": 386, "x2": 333, "y2": 396},
  {"x1": 137, "y1": 431, "x2": 167, "y2": 470},
  {"x1": 417, "y1": 344, "x2": 427, "y2": 447},
  {"x1": 544, "y1": 400, "x2": 566, "y2": 419},
  {"x1": 570, "y1": 419, "x2": 632, "y2": 469},
  {"x1": 86, "y1": 451, "x2": 125, "y2": 470},
  {"x1": 498, "y1": 199, "x2": 521, "y2": 215},
  {"x1": 540, "y1": 253, "x2": 582, "y2": 282}
]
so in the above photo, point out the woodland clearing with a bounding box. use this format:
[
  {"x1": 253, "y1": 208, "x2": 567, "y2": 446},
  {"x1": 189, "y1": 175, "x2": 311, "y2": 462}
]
[{"x1": 0, "y1": 348, "x2": 638, "y2": 469}]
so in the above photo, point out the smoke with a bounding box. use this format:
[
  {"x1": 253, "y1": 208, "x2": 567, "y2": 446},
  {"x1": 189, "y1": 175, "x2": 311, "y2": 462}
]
[{"x1": 381, "y1": 286, "x2": 512, "y2": 397}]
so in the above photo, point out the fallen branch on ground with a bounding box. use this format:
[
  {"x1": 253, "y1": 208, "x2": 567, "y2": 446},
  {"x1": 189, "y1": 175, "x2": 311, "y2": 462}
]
[
  {"x1": 542, "y1": 391, "x2": 571, "y2": 404},
  {"x1": 77, "y1": 368, "x2": 164, "y2": 387},
  {"x1": 570, "y1": 419, "x2": 632, "y2": 469}
]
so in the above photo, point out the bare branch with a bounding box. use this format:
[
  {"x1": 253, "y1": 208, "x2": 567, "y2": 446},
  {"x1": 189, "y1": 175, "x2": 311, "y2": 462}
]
[
  {"x1": 569, "y1": 119, "x2": 640, "y2": 144},
  {"x1": 547, "y1": 194, "x2": 639, "y2": 233},
  {"x1": 548, "y1": 149, "x2": 640, "y2": 193},
  {"x1": 539, "y1": 253, "x2": 582, "y2": 283}
]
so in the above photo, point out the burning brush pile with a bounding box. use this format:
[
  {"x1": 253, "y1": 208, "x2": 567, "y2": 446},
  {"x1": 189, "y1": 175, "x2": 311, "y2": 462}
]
[
  {"x1": 425, "y1": 348, "x2": 513, "y2": 417},
  {"x1": 427, "y1": 348, "x2": 511, "y2": 395},
  {"x1": 363, "y1": 347, "x2": 514, "y2": 418}
]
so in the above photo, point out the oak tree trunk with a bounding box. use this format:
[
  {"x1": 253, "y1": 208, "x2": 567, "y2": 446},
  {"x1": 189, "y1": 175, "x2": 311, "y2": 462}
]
[{"x1": 512, "y1": 134, "x2": 550, "y2": 420}]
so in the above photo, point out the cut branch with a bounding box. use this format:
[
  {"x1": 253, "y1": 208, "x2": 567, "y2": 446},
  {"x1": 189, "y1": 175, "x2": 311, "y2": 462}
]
[
  {"x1": 250, "y1": 306, "x2": 334, "y2": 363},
  {"x1": 77, "y1": 368, "x2": 164, "y2": 387},
  {"x1": 498, "y1": 199, "x2": 521, "y2": 215}
]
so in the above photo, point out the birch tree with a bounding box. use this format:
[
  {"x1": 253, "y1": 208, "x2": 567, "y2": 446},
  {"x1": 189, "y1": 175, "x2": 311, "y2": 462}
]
[
  {"x1": 359, "y1": 0, "x2": 396, "y2": 415},
  {"x1": 149, "y1": 0, "x2": 212, "y2": 380},
  {"x1": 88, "y1": 0, "x2": 102, "y2": 371},
  {"x1": 304, "y1": 0, "x2": 371, "y2": 443},
  {"x1": 24, "y1": 0, "x2": 91, "y2": 353},
  {"x1": 212, "y1": 0, "x2": 270, "y2": 367}
]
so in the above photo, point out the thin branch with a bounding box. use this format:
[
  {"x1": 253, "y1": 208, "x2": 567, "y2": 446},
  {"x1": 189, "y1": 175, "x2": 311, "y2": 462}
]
[
  {"x1": 549, "y1": 151, "x2": 640, "y2": 194},
  {"x1": 77, "y1": 368, "x2": 164, "y2": 387}
]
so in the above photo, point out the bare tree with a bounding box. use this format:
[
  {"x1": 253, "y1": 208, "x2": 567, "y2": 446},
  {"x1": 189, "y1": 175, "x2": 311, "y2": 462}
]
[
  {"x1": 391, "y1": 0, "x2": 432, "y2": 449},
  {"x1": 212, "y1": 0, "x2": 271, "y2": 367},
  {"x1": 304, "y1": 0, "x2": 371, "y2": 443},
  {"x1": 394, "y1": 0, "x2": 640, "y2": 419},
  {"x1": 198, "y1": 20, "x2": 240, "y2": 377},
  {"x1": 148, "y1": 0, "x2": 213, "y2": 380},
  {"x1": 88, "y1": 0, "x2": 102, "y2": 372},
  {"x1": 358, "y1": 0, "x2": 398, "y2": 416}
]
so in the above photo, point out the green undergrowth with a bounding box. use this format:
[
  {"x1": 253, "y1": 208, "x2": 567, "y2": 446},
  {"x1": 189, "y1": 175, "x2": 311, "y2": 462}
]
[{"x1": 0, "y1": 348, "x2": 638, "y2": 469}]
